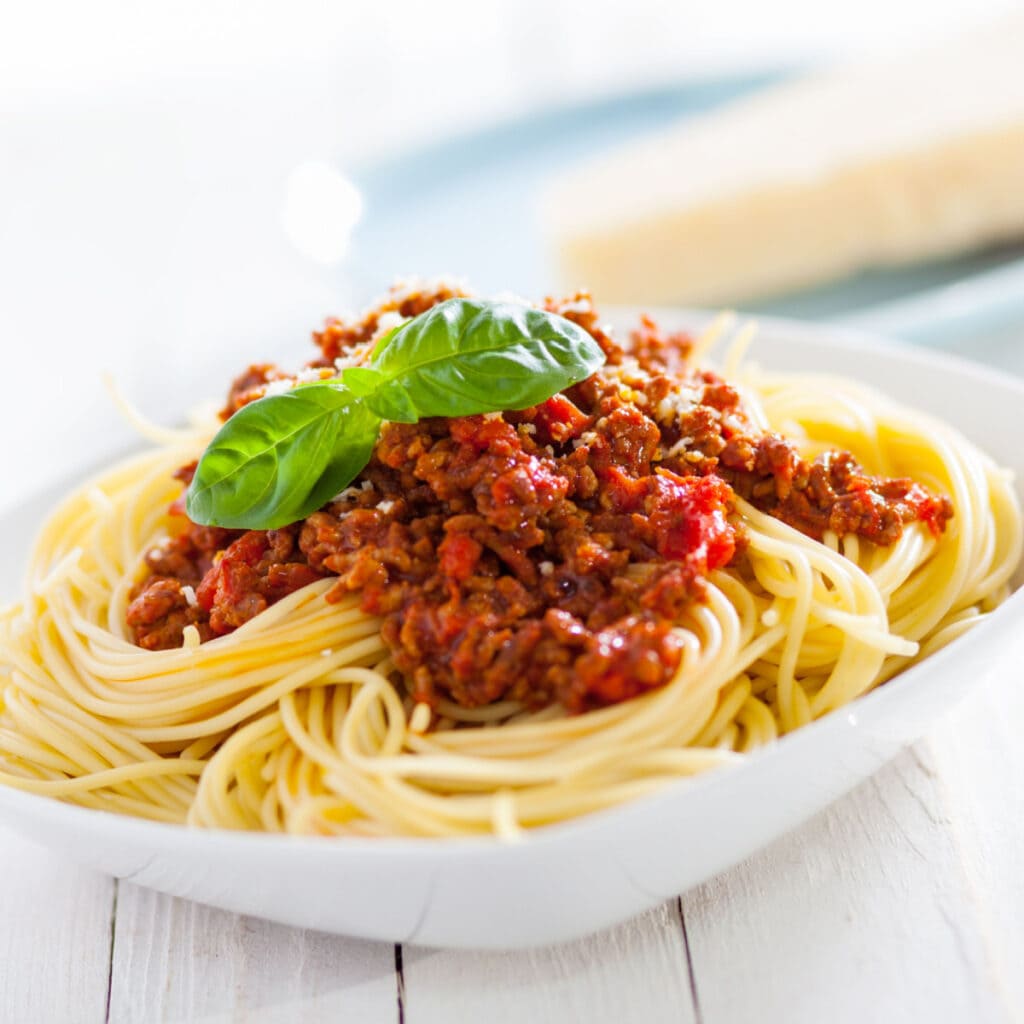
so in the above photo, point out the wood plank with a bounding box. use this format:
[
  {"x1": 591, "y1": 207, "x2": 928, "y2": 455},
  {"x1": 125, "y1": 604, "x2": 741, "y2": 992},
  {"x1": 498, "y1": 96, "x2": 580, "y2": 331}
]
[
  {"x1": 681, "y1": 742, "x2": 1016, "y2": 1024},
  {"x1": 0, "y1": 826, "x2": 114, "y2": 1024},
  {"x1": 106, "y1": 884, "x2": 398, "y2": 1024},
  {"x1": 401, "y1": 902, "x2": 697, "y2": 1024},
  {"x1": 926, "y1": 671, "x2": 1024, "y2": 1014}
]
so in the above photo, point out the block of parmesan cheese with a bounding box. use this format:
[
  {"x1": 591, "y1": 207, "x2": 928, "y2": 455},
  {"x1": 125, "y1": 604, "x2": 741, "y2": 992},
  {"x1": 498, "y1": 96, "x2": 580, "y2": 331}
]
[{"x1": 543, "y1": 22, "x2": 1024, "y2": 306}]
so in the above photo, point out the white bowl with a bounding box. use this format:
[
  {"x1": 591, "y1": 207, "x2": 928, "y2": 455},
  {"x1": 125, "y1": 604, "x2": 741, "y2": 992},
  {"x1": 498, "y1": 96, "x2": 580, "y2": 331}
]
[{"x1": 1, "y1": 312, "x2": 1022, "y2": 949}]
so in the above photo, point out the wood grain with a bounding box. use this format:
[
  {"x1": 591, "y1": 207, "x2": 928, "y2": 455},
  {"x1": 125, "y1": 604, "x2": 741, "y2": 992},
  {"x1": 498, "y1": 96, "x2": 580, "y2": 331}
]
[
  {"x1": 400, "y1": 901, "x2": 697, "y2": 1024},
  {"x1": 0, "y1": 827, "x2": 114, "y2": 1024},
  {"x1": 681, "y1": 742, "x2": 1018, "y2": 1023},
  {"x1": 927, "y1": 672, "x2": 1024, "y2": 1016},
  {"x1": 106, "y1": 884, "x2": 398, "y2": 1024}
]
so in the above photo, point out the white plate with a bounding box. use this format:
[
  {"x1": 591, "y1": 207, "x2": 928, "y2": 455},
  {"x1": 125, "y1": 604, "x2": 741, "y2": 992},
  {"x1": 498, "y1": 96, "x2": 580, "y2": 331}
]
[{"x1": 2, "y1": 312, "x2": 1022, "y2": 950}]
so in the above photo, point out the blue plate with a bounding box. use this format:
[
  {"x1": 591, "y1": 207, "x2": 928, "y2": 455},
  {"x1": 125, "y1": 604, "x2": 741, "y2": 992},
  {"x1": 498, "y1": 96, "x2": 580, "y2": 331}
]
[{"x1": 349, "y1": 74, "x2": 1024, "y2": 371}]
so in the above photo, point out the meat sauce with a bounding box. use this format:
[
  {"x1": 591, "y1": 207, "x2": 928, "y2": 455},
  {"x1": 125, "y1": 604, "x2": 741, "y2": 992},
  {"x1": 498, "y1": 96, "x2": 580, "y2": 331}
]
[{"x1": 127, "y1": 283, "x2": 952, "y2": 715}]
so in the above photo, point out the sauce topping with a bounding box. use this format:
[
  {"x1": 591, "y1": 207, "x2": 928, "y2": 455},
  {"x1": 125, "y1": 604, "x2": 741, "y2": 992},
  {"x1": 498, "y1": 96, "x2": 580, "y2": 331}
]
[{"x1": 127, "y1": 283, "x2": 952, "y2": 715}]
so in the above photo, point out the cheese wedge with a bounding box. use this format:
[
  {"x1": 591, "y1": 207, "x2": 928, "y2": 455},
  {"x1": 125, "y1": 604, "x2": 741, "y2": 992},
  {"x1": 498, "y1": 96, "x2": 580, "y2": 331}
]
[{"x1": 543, "y1": 21, "x2": 1024, "y2": 305}]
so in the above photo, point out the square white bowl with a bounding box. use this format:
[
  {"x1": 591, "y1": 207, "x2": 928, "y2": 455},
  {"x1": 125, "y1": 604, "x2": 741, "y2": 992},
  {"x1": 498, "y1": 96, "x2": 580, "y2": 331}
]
[{"x1": 1, "y1": 311, "x2": 1021, "y2": 948}]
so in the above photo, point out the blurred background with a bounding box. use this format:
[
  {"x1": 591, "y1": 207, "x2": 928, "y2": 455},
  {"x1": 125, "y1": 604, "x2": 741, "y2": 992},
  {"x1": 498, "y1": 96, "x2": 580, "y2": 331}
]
[{"x1": 2, "y1": 0, "x2": 1023, "y2": 507}]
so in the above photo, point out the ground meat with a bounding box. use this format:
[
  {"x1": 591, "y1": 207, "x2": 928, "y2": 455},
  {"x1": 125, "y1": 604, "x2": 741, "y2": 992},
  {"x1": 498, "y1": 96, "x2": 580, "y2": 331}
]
[
  {"x1": 127, "y1": 285, "x2": 953, "y2": 718},
  {"x1": 291, "y1": 412, "x2": 736, "y2": 711},
  {"x1": 221, "y1": 363, "x2": 290, "y2": 419},
  {"x1": 623, "y1": 313, "x2": 695, "y2": 378},
  {"x1": 717, "y1": 435, "x2": 953, "y2": 543},
  {"x1": 311, "y1": 279, "x2": 470, "y2": 366},
  {"x1": 126, "y1": 577, "x2": 213, "y2": 651},
  {"x1": 127, "y1": 525, "x2": 323, "y2": 648}
]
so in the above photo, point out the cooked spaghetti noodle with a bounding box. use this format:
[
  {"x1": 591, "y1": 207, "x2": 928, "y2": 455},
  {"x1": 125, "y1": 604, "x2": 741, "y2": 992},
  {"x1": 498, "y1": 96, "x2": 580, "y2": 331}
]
[{"x1": 0, "y1": 295, "x2": 1019, "y2": 838}]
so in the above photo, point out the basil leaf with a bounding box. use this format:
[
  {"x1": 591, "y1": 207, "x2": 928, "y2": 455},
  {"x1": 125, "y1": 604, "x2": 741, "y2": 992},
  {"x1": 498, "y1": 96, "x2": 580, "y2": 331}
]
[
  {"x1": 363, "y1": 384, "x2": 420, "y2": 424},
  {"x1": 185, "y1": 298, "x2": 607, "y2": 530},
  {"x1": 366, "y1": 298, "x2": 605, "y2": 418},
  {"x1": 186, "y1": 385, "x2": 380, "y2": 529},
  {"x1": 339, "y1": 367, "x2": 417, "y2": 422},
  {"x1": 340, "y1": 366, "x2": 384, "y2": 397},
  {"x1": 369, "y1": 322, "x2": 404, "y2": 360}
]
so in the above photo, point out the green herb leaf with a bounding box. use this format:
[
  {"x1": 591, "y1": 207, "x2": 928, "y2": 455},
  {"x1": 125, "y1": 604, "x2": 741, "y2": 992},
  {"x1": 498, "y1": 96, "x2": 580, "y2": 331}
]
[
  {"x1": 186, "y1": 298, "x2": 606, "y2": 529},
  {"x1": 340, "y1": 366, "x2": 384, "y2": 397},
  {"x1": 186, "y1": 385, "x2": 381, "y2": 529},
  {"x1": 364, "y1": 299, "x2": 605, "y2": 418}
]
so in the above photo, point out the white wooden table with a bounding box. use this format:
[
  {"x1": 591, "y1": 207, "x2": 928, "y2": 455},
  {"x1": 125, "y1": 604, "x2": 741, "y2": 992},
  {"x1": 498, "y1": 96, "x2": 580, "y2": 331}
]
[{"x1": 3, "y1": 664, "x2": 1022, "y2": 1023}]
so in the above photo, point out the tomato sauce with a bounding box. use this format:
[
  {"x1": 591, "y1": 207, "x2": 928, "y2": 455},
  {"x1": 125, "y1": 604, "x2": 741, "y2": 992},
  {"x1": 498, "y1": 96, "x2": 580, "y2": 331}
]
[{"x1": 127, "y1": 284, "x2": 952, "y2": 716}]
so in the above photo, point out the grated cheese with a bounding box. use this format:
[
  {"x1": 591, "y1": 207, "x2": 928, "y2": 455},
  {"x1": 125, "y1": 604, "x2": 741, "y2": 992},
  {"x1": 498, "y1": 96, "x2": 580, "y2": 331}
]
[
  {"x1": 330, "y1": 479, "x2": 374, "y2": 503},
  {"x1": 654, "y1": 387, "x2": 700, "y2": 423},
  {"x1": 556, "y1": 297, "x2": 593, "y2": 315},
  {"x1": 373, "y1": 311, "x2": 406, "y2": 337},
  {"x1": 333, "y1": 341, "x2": 374, "y2": 371},
  {"x1": 263, "y1": 379, "x2": 295, "y2": 397}
]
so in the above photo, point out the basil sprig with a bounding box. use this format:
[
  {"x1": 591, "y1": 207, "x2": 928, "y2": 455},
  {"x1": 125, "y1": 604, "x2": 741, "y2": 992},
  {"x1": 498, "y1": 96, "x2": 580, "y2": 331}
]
[{"x1": 186, "y1": 299, "x2": 605, "y2": 529}]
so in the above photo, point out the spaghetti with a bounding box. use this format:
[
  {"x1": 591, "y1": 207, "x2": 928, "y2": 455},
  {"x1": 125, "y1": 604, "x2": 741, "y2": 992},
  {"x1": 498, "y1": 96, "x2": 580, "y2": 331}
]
[{"x1": 0, "y1": 289, "x2": 1019, "y2": 837}]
